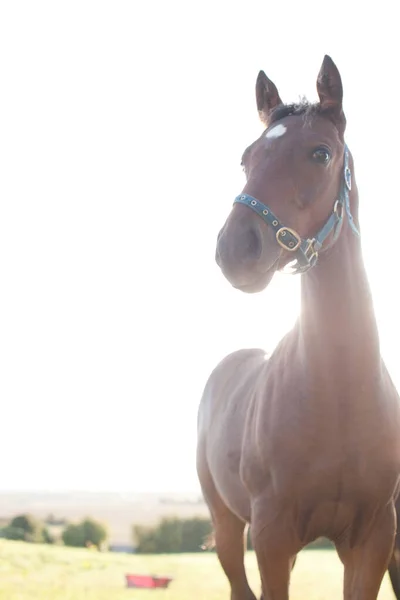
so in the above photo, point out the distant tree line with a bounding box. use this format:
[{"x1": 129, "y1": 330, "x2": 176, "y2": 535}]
[
  {"x1": 0, "y1": 512, "x2": 333, "y2": 554},
  {"x1": 133, "y1": 516, "x2": 333, "y2": 554},
  {"x1": 0, "y1": 514, "x2": 108, "y2": 550}
]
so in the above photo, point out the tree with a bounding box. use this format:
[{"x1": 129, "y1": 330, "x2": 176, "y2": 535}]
[
  {"x1": 133, "y1": 517, "x2": 212, "y2": 553},
  {"x1": 0, "y1": 514, "x2": 54, "y2": 544},
  {"x1": 62, "y1": 518, "x2": 108, "y2": 550},
  {"x1": 81, "y1": 518, "x2": 108, "y2": 549},
  {"x1": 133, "y1": 525, "x2": 159, "y2": 553},
  {"x1": 62, "y1": 523, "x2": 86, "y2": 548},
  {"x1": 9, "y1": 514, "x2": 45, "y2": 543},
  {"x1": 181, "y1": 517, "x2": 213, "y2": 552},
  {"x1": 10, "y1": 514, "x2": 38, "y2": 536}
]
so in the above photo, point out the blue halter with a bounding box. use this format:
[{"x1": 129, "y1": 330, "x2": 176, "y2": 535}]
[{"x1": 233, "y1": 145, "x2": 360, "y2": 274}]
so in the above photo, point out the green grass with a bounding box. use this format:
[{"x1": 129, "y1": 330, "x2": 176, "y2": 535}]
[{"x1": 0, "y1": 540, "x2": 396, "y2": 599}]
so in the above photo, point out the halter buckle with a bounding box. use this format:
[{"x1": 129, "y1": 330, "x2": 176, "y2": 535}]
[{"x1": 276, "y1": 227, "x2": 301, "y2": 252}]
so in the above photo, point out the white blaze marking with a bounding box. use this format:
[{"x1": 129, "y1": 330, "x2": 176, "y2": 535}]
[{"x1": 265, "y1": 124, "x2": 287, "y2": 139}]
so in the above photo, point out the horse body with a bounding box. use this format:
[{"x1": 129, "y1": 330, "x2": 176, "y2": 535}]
[
  {"x1": 199, "y1": 310, "x2": 400, "y2": 545},
  {"x1": 197, "y1": 56, "x2": 400, "y2": 600}
]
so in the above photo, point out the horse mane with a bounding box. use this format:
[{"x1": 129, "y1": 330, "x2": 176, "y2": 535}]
[{"x1": 269, "y1": 98, "x2": 320, "y2": 126}]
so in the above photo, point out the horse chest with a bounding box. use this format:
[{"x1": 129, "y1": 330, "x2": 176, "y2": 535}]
[{"x1": 240, "y1": 391, "x2": 400, "y2": 502}]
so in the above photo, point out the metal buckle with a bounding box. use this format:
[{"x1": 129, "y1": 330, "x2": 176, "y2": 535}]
[
  {"x1": 304, "y1": 238, "x2": 319, "y2": 263},
  {"x1": 276, "y1": 227, "x2": 301, "y2": 252}
]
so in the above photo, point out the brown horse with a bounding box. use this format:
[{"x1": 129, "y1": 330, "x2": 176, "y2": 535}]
[
  {"x1": 389, "y1": 498, "x2": 400, "y2": 599},
  {"x1": 197, "y1": 55, "x2": 400, "y2": 600}
]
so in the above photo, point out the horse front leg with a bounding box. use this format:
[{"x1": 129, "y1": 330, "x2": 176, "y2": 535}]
[
  {"x1": 258, "y1": 556, "x2": 297, "y2": 600},
  {"x1": 336, "y1": 502, "x2": 396, "y2": 600},
  {"x1": 251, "y1": 500, "x2": 299, "y2": 600}
]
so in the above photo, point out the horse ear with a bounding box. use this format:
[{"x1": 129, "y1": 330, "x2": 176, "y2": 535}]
[
  {"x1": 256, "y1": 70, "x2": 283, "y2": 126},
  {"x1": 317, "y1": 55, "x2": 344, "y2": 120}
]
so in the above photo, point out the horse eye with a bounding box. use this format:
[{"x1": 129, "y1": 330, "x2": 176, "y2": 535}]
[{"x1": 312, "y1": 147, "x2": 331, "y2": 164}]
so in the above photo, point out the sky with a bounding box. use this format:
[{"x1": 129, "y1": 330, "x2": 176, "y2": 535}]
[{"x1": 0, "y1": 1, "x2": 399, "y2": 493}]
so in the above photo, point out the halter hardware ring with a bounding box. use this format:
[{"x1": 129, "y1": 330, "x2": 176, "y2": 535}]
[
  {"x1": 333, "y1": 199, "x2": 344, "y2": 219},
  {"x1": 304, "y1": 238, "x2": 319, "y2": 262},
  {"x1": 276, "y1": 227, "x2": 301, "y2": 252}
]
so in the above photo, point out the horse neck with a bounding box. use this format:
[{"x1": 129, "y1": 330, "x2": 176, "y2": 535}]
[{"x1": 299, "y1": 222, "x2": 381, "y2": 380}]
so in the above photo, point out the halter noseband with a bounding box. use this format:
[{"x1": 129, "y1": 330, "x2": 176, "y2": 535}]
[{"x1": 233, "y1": 145, "x2": 360, "y2": 274}]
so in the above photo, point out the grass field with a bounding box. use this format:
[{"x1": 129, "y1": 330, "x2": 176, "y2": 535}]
[{"x1": 0, "y1": 540, "x2": 396, "y2": 599}]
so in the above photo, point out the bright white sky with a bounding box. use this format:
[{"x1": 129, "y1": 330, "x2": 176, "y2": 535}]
[{"x1": 0, "y1": 1, "x2": 399, "y2": 493}]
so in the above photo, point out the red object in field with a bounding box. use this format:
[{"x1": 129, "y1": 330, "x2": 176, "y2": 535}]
[{"x1": 125, "y1": 574, "x2": 173, "y2": 589}]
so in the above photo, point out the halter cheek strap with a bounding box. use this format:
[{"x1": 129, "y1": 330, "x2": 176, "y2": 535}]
[{"x1": 233, "y1": 145, "x2": 360, "y2": 274}]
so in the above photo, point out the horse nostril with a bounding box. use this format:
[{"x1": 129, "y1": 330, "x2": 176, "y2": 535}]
[{"x1": 216, "y1": 223, "x2": 263, "y2": 269}]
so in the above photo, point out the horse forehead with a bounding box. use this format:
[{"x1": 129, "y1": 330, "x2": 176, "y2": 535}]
[{"x1": 264, "y1": 114, "x2": 334, "y2": 143}]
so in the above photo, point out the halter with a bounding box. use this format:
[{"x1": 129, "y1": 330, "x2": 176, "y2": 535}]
[{"x1": 233, "y1": 145, "x2": 360, "y2": 274}]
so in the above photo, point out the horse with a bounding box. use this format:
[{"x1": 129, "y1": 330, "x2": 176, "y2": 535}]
[
  {"x1": 389, "y1": 497, "x2": 400, "y2": 599},
  {"x1": 196, "y1": 55, "x2": 400, "y2": 600}
]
